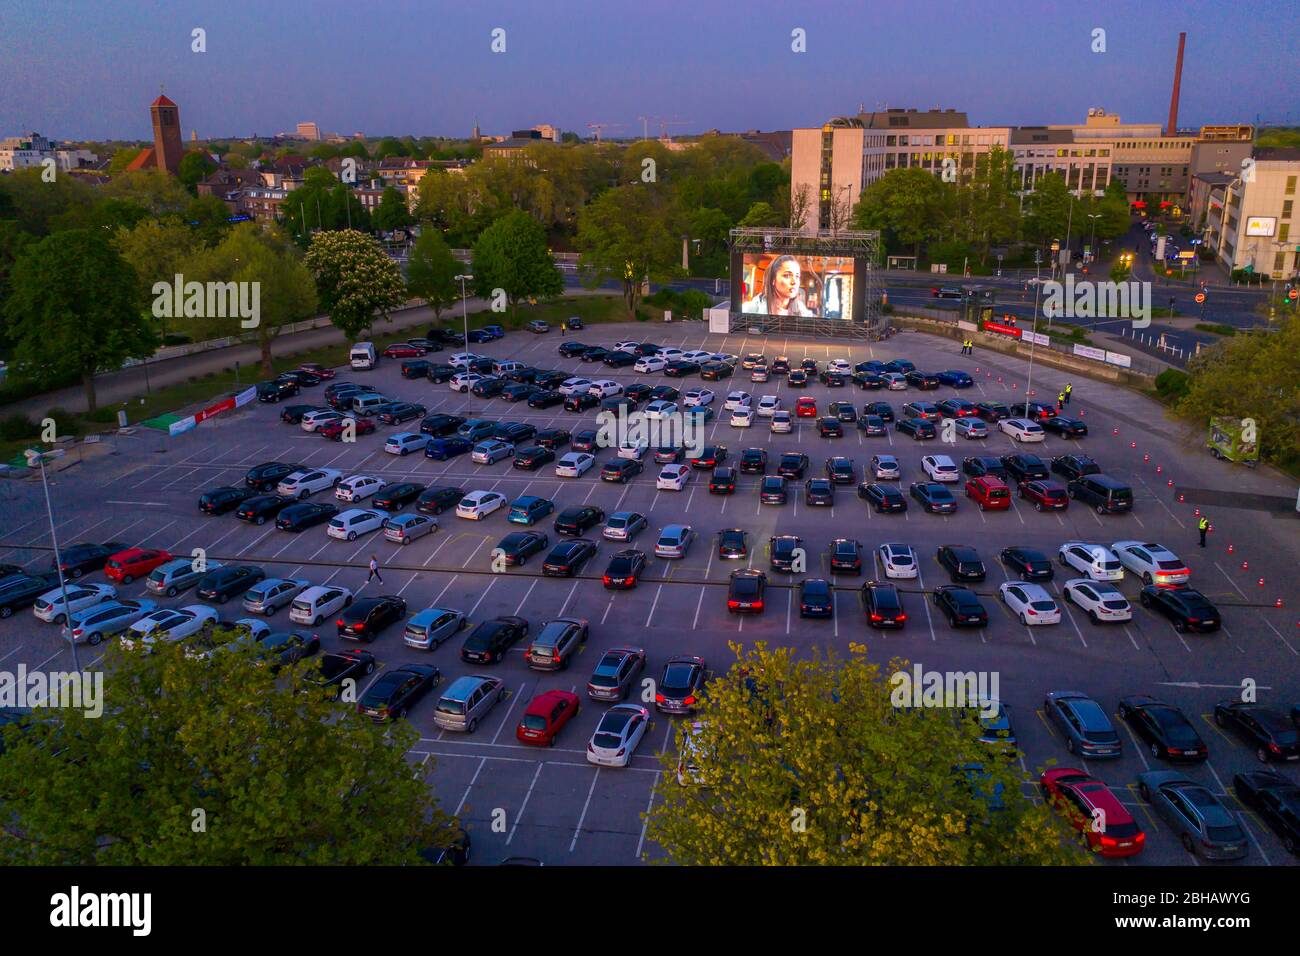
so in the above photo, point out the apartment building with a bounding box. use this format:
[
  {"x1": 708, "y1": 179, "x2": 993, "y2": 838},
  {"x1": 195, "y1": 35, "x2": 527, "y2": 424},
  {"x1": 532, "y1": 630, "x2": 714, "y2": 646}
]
[{"x1": 1196, "y1": 147, "x2": 1300, "y2": 278}]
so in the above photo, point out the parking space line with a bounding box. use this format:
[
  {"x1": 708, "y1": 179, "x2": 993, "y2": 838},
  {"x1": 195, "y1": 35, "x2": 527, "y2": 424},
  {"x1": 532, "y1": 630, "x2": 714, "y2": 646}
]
[
  {"x1": 505, "y1": 761, "x2": 545, "y2": 845},
  {"x1": 569, "y1": 768, "x2": 601, "y2": 852},
  {"x1": 635, "y1": 771, "x2": 660, "y2": 860},
  {"x1": 452, "y1": 756, "x2": 488, "y2": 817}
]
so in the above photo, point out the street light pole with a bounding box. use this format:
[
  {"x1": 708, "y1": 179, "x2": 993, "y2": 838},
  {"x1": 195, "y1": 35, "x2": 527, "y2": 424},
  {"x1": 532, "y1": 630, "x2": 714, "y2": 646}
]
[
  {"x1": 1024, "y1": 278, "x2": 1042, "y2": 418},
  {"x1": 35, "y1": 452, "x2": 81, "y2": 670},
  {"x1": 455, "y1": 274, "x2": 474, "y2": 352}
]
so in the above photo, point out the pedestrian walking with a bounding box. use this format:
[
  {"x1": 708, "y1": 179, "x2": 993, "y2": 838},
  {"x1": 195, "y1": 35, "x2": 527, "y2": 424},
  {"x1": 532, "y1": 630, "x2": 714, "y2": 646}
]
[
  {"x1": 1057, "y1": 391, "x2": 1065, "y2": 411},
  {"x1": 1198, "y1": 516, "x2": 1209, "y2": 548},
  {"x1": 1063, "y1": 382, "x2": 1073, "y2": 405},
  {"x1": 367, "y1": 555, "x2": 384, "y2": 584}
]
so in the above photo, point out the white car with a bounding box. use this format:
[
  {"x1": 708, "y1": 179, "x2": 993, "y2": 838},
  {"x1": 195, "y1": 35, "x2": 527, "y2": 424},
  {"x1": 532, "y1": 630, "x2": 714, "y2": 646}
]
[
  {"x1": 277, "y1": 467, "x2": 344, "y2": 498},
  {"x1": 656, "y1": 464, "x2": 691, "y2": 491},
  {"x1": 712, "y1": 353, "x2": 739, "y2": 366},
  {"x1": 449, "y1": 372, "x2": 483, "y2": 393},
  {"x1": 999, "y1": 582, "x2": 1061, "y2": 626},
  {"x1": 327, "y1": 508, "x2": 386, "y2": 540},
  {"x1": 336, "y1": 474, "x2": 386, "y2": 502},
  {"x1": 770, "y1": 410, "x2": 793, "y2": 433},
  {"x1": 644, "y1": 400, "x2": 678, "y2": 420},
  {"x1": 876, "y1": 543, "x2": 918, "y2": 579},
  {"x1": 555, "y1": 452, "x2": 596, "y2": 477},
  {"x1": 32, "y1": 583, "x2": 117, "y2": 624},
  {"x1": 617, "y1": 442, "x2": 648, "y2": 460},
  {"x1": 677, "y1": 721, "x2": 710, "y2": 786},
  {"x1": 953, "y1": 418, "x2": 988, "y2": 440},
  {"x1": 683, "y1": 388, "x2": 715, "y2": 407},
  {"x1": 884, "y1": 373, "x2": 908, "y2": 390},
  {"x1": 456, "y1": 490, "x2": 507, "y2": 519},
  {"x1": 634, "y1": 356, "x2": 667, "y2": 374},
  {"x1": 750, "y1": 366, "x2": 769, "y2": 383},
  {"x1": 756, "y1": 395, "x2": 781, "y2": 418},
  {"x1": 300, "y1": 409, "x2": 344, "y2": 432},
  {"x1": 385, "y1": 433, "x2": 430, "y2": 456},
  {"x1": 122, "y1": 604, "x2": 218, "y2": 649},
  {"x1": 242, "y1": 577, "x2": 311, "y2": 616},
  {"x1": 588, "y1": 380, "x2": 623, "y2": 399},
  {"x1": 586, "y1": 703, "x2": 651, "y2": 767},
  {"x1": 657, "y1": 348, "x2": 684, "y2": 362},
  {"x1": 724, "y1": 391, "x2": 752, "y2": 411},
  {"x1": 682, "y1": 349, "x2": 713, "y2": 364},
  {"x1": 1063, "y1": 579, "x2": 1133, "y2": 623},
  {"x1": 1000, "y1": 418, "x2": 1045, "y2": 442},
  {"x1": 730, "y1": 407, "x2": 755, "y2": 428},
  {"x1": 559, "y1": 377, "x2": 593, "y2": 396},
  {"x1": 1110, "y1": 541, "x2": 1190, "y2": 586},
  {"x1": 827, "y1": 359, "x2": 851, "y2": 374},
  {"x1": 1057, "y1": 542, "x2": 1125, "y2": 581},
  {"x1": 290, "y1": 585, "x2": 353, "y2": 627},
  {"x1": 449, "y1": 352, "x2": 483, "y2": 367},
  {"x1": 921, "y1": 455, "x2": 959, "y2": 482},
  {"x1": 613, "y1": 340, "x2": 640, "y2": 352},
  {"x1": 471, "y1": 439, "x2": 514, "y2": 465}
]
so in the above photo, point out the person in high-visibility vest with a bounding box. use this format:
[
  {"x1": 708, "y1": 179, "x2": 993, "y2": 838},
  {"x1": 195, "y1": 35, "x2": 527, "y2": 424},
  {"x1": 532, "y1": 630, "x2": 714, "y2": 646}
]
[
  {"x1": 1057, "y1": 391, "x2": 1065, "y2": 410},
  {"x1": 1198, "y1": 516, "x2": 1209, "y2": 547},
  {"x1": 1063, "y1": 382, "x2": 1073, "y2": 405}
]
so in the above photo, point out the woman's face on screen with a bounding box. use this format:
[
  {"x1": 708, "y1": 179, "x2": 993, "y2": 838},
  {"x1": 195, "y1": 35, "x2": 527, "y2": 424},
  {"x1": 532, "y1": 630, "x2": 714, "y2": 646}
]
[{"x1": 772, "y1": 260, "x2": 801, "y2": 301}]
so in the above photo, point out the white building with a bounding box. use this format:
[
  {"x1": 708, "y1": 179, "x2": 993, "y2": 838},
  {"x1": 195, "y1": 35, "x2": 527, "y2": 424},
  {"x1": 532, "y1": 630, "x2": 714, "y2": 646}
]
[{"x1": 0, "y1": 133, "x2": 98, "y2": 172}]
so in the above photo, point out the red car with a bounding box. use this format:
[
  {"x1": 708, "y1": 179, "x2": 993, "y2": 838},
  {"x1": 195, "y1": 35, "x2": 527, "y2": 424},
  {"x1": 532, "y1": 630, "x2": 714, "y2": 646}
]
[
  {"x1": 515, "y1": 690, "x2": 581, "y2": 746},
  {"x1": 795, "y1": 397, "x2": 818, "y2": 418},
  {"x1": 297, "y1": 363, "x2": 335, "y2": 380},
  {"x1": 1040, "y1": 768, "x2": 1145, "y2": 858},
  {"x1": 319, "y1": 417, "x2": 376, "y2": 441},
  {"x1": 1019, "y1": 479, "x2": 1069, "y2": 511},
  {"x1": 964, "y1": 476, "x2": 1011, "y2": 511},
  {"x1": 382, "y1": 343, "x2": 426, "y2": 358},
  {"x1": 103, "y1": 547, "x2": 173, "y2": 585}
]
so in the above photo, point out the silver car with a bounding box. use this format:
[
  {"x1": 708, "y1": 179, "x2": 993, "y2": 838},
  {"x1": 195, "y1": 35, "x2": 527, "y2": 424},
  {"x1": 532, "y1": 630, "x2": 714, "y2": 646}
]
[
  {"x1": 1137, "y1": 771, "x2": 1248, "y2": 860},
  {"x1": 383, "y1": 513, "x2": 438, "y2": 545},
  {"x1": 403, "y1": 606, "x2": 467, "y2": 650},
  {"x1": 242, "y1": 577, "x2": 311, "y2": 616},
  {"x1": 147, "y1": 557, "x2": 223, "y2": 597},
  {"x1": 433, "y1": 675, "x2": 507, "y2": 733},
  {"x1": 871, "y1": 454, "x2": 901, "y2": 480},
  {"x1": 62, "y1": 598, "x2": 158, "y2": 646}
]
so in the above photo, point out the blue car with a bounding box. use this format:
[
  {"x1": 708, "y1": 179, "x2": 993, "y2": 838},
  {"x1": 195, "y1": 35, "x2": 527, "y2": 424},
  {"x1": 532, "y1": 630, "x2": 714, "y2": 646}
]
[
  {"x1": 507, "y1": 496, "x2": 555, "y2": 526},
  {"x1": 425, "y1": 436, "x2": 473, "y2": 461},
  {"x1": 936, "y1": 370, "x2": 974, "y2": 388}
]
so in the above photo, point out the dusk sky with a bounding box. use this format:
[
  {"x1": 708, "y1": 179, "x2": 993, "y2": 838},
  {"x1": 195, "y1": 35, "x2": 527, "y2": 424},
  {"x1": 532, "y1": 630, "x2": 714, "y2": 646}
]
[{"x1": 2, "y1": 0, "x2": 1294, "y2": 142}]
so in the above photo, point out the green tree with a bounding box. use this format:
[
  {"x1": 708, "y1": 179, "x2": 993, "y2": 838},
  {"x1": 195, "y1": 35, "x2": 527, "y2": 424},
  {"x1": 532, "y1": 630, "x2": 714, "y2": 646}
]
[
  {"x1": 304, "y1": 228, "x2": 407, "y2": 339},
  {"x1": 113, "y1": 217, "x2": 206, "y2": 306},
  {"x1": 1094, "y1": 180, "x2": 1132, "y2": 240},
  {"x1": 5, "y1": 230, "x2": 154, "y2": 411},
  {"x1": 0, "y1": 222, "x2": 34, "y2": 350},
  {"x1": 186, "y1": 193, "x2": 235, "y2": 245},
  {"x1": 470, "y1": 209, "x2": 563, "y2": 316},
  {"x1": 374, "y1": 137, "x2": 411, "y2": 160},
  {"x1": 178, "y1": 151, "x2": 218, "y2": 193},
  {"x1": 577, "y1": 184, "x2": 679, "y2": 318},
  {"x1": 0, "y1": 637, "x2": 453, "y2": 865},
  {"x1": 1023, "y1": 171, "x2": 1072, "y2": 247},
  {"x1": 737, "y1": 201, "x2": 786, "y2": 227},
  {"x1": 0, "y1": 169, "x2": 94, "y2": 235},
  {"x1": 644, "y1": 642, "x2": 1088, "y2": 865},
  {"x1": 102, "y1": 169, "x2": 192, "y2": 217},
  {"x1": 405, "y1": 229, "x2": 461, "y2": 320},
  {"x1": 50, "y1": 197, "x2": 149, "y2": 233},
  {"x1": 955, "y1": 146, "x2": 1020, "y2": 264},
  {"x1": 372, "y1": 186, "x2": 414, "y2": 232},
  {"x1": 107, "y1": 147, "x2": 143, "y2": 175},
  {"x1": 852, "y1": 167, "x2": 950, "y2": 257}
]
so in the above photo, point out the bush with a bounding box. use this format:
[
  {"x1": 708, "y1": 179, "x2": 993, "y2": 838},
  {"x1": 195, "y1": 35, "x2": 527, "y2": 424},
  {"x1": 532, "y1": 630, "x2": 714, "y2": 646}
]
[
  {"x1": 44, "y1": 407, "x2": 81, "y2": 436},
  {"x1": 0, "y1": 413, "x2": 37, "y2": 442},
  {"x1": 635, "y1": 309, "x2": 650, "y2": 322},
  {"x1": 162, "y1": 334, "x2": 192, "y2": 346},
  {"x1": 1194, "y1": 322, "x2": 1236, "y2": 337},
  {"x1": 1154, "y1": 369, "x2": 1190, "y2": 402}
]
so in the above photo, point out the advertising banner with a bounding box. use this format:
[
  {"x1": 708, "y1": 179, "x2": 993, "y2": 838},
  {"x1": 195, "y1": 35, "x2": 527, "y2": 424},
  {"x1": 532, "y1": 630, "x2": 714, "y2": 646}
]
[
  {"x1": 168, "y1": 416, "x2": 197, "y2": 437},
  {"x1": 194, "y1": 397, "x2": 235, "y2": 425},
  {"x1": 982, "y1": 319, "x2": 1021, "y2": 337},
  {"x1": 1073, "y1": 344, "x2": 1107, "y2": 362},
  {"x1": 234, "y1": 386, "x2": 258, "y2": 408},
  {"x1": 1023, "y1": 331, "x2": 1050, "y2": 346},
  {"x1": 956, "y1": 320, "x2": 978, "y2": 332},
  {"x1": 1104, "y1": 351, "x2": 1132, "y2": 368}
]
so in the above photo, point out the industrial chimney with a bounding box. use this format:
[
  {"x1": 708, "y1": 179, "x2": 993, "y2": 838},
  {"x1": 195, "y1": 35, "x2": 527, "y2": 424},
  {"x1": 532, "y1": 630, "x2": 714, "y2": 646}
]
[{"x1": 1166, "y1": 32, "x2": 1186, "y2": 136}]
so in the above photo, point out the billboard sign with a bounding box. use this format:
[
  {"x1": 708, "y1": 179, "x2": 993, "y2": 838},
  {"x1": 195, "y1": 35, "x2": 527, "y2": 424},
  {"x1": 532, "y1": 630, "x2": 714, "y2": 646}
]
[{"x1": 1244, "y1": 217, "x2": 1276, "y2": 237}]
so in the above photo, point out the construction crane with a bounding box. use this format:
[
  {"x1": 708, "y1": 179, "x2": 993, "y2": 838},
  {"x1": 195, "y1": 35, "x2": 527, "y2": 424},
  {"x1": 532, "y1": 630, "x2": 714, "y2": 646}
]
[
  {"x1": 655, "y1": 118, "x2": 690, "y2": 141},
  {"x1": 586, "y1": 122, "x2": 625, "y2": 143}
]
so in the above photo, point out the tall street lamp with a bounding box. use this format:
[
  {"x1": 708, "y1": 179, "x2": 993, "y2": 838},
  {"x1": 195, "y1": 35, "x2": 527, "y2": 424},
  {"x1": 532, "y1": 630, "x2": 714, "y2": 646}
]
[
  {"x1": 1086, "y1": 213, "x2": 1101, "y2": 262},
  {"x1": 454, "y1": 274, "x2": 474, "y2": 352},
  {"x1": 28, "y1": 449, "x2": 81, "y2": 670}
]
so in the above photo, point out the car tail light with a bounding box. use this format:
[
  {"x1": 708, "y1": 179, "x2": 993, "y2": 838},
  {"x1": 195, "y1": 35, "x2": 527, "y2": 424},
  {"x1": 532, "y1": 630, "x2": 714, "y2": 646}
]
[
  {"x1": 896, "y1": 613, "x2": 906, "y2": 622},
  {"x1": 870, "y1": 613, "x2": 882, "y2": 622},
  {"x1": 728, "y1": 600, "x2": 740, "y2": 609},
  {"x1": 72, "y1": 628, "x2": 83, "y2": 636},
  {"x1": 1026, "y1": 608, "x2": 1037, "y2": 616},
  {"x1": 1186, "y1": 617, "x2": 1199, "y2": 624},
  {"x1": 1269, "y1": 742, "x2": 1282, "y2": 754},
  {"x1": 602, "y1": 576, "x2": 612, "y2": 585},
  {"x1": 336, "y1": 618, "x2": 344, "y2": 627},
  {"x1": 625, "y1": 577, "x2": 635, "y2": 585},
  {"x1": 683, "y1": 696, "x2": 696, "y2": 706},
  {"x1": 655, "y1": 693, "x2": 665, "y2": 703},
  {"x1": 587, "y1": 743, "x2": 595, "y2": 753},
  {"x1": 752, "y1": 600, "x2": 763, "y2": 610},
  {"x1": 616, "y1": 747, "x2": 626, "y2": 757}
]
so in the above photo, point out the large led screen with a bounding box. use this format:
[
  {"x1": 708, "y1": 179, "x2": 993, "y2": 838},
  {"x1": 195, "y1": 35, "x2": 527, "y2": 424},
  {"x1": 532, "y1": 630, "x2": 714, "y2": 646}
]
[{"x1": 738, "y1": 254, "x2": 856, "y2": 320}]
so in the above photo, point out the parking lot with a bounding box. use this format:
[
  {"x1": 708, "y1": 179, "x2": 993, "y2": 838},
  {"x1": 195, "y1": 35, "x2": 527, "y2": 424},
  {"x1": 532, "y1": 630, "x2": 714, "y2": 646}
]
[{"x1": 1, "y1": 318, "x2": 1297, "y2": 866}]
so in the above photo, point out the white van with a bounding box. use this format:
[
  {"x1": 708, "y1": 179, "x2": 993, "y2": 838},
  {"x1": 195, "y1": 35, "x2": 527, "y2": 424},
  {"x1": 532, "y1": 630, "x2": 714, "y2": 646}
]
[
  {"x1": 350, "y1": 342, "x2": 378, "y2": 370},
  {"x1": 289, "y1": 585, "x2": 353, "y2": 627},
  {"x1": 351, "y1": 392, "x2": 389, "y2": 414}
]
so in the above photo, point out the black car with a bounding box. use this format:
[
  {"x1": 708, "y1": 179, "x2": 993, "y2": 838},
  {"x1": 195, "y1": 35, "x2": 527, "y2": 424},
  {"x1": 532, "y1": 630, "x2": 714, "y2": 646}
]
[
  {"x1": 861, "y1": 582, "x2": 906, "y2": 628},
  {"x1": 502, "y1": 383, "x2": 539, "y2": 403},
  {"x1": 280, "y1": 404, "x2": 321, "y2": 424},
  {"x1": 1233, "y1": 772, "x2": 1300, "y2": 854},
  {"x1": 760, "y1": 476, "x2": 788, "y2": 505},
  {"x1": 1050, "y1": 454, "x2": 1101, "y2": 482},
  {"x1": 196, "y1": 565, "x2": 266, "y2": 604},
  {"x1": 372, "y1": 482, "x2": 425, "y2": 511},
  {"x1": 909, "y1": 481, "x2": 957, "y2": 514},
  {"x1": 461, "y1": 616, "x2": 529, "y2": 664},
  {"x1": 905, "y1": 371, "x2": 940, "y2": 390},
  {"x1": 471, "y1": 377, "x2": 507, "y2": 399},
  {"x1": 649, "y1": 385, "x2": 680, "y2": 403},
  {"x1": 245, "y1": 461, "x2": 301, "y2": 492},
  {"x1": 786, "y1": 369, "x2": 809, "y2": 388},
  {"x1": 199, "y1": 485, "x2": 256, "y2": 515},
  {"x1": 853, "y1": 371, "x2": 886, "y2": 390},
  {"x1": 305, "y1": 649, "x2": 377, "y2": 699},
  {"x1": 601, "y1": 396, "x2": 638, "y2": 415},
  {"x1": 528, "y1": 389, "x2": 564, "y2": 409},
  {"x1": 428, "y1": 328, "x2": 465, "y2": 346},
  {"x1": 564, "y1": 392, "x2": 599, "y2": 412},
  {"x1": 51, "y1": 541, "x2": 129, "y2": 579},
  {"x1": 708, "y1": 466, "x2": 736, "y2": 494},
  {"x1": 1000, "y1": 546, "x2": 1054, "y2": 582},
  {"x1": 558, "y1": 341, "x2": 590, "y2": 357},
  {"x1": 974, "y1": 402, "x2": 1012, "y2": 423},
  {"x1": 805, "y1": 478, "x2": 835, "y2": 506},
  {"x1": 1214, "y1": 702, "x2": 1300, "y2": 763},
  {"x1": 495, "y1": 531, "x2": 549, "y2": 567},
  {"x1": 654, "y1": 446, "x2": 684, "y2": 464},
  {"x1": 420, "y1": 414, "x2": 466, "y2": 437},
  {"x1": 1001, "y1": 454, "x2": 1049, "y2": 483},
  {"x1": 664, "y1": 360, "x2": 701, "y2": 378},
  {"x1": 515, "y1": 446, "x2": 557, "y2": 471},
  {"x1": 1044, "y1": 416, "x2": 1088, "y2": 437},
  {"x1": 777, "y1": 453, "x2": 809, "y2": 479},
  {"x1": 416, "y1": 486, "x2": 465, "y2": 516},
  {"x1": 829, "y1": 538, "x2": 863, "y2": 574},
  {"x1": 937, "y1": 545, "x2": 986, "y2": 582},
  {"x1": 602, "y1": 549, "x2": 647, "y2": 590},
  {"x1": 690, "y1": 445, "x2": 728, "y2": 470},
  {"x1": 859, "y1": 482, "x2": 907, "y2": 513},
  {"x1": 0, "y1": 574, "x2": 59, "y2": 619},
  {"x1": 543, "y1": 539, "x2": 598, "y2": 577},
  {"x1": 256, "y1": 631, "x2": 321, "y2": 672},
  {"x1": 604, "y1": 351, "x2": 638, "y2": 368},
  {"x1": 963, "y1": 456, "x2": 1008, "y2": 480},
  {"x1": 769, "y1": 535, "x2": 803, "y2": 572},
  {"x1": 405, "y1": 338, "x2": 442, "y2": 353},
  {"x1": 656, "y1": 656, "x2": 708, "y2": 714},
  {"x1": 799, "y1": 579, "x2": 834, "y2": 618},
  {"x1": 1117, "y1": 696, "x2": 1208, "y2": 761},
  {"x1": 493, "y1": 422, "x2": 537, "y2": 444},
  {"x1": 727, "y1": 570, "x2": 766, "y2": 614},
  {"x1": 830, "y1": 402, "x2": 858, "y2": 424},
  {"x1": 580, "y1": 347, "x2": 612, "y2": 363},
  {"x1": 819, "y1": 370, "x2": 848, "y2": 388},
  {"x1": 555, "y1": 506, "x2": 605, "y2": 537},
  {"x1": 256, "y1": 379, "x2": 299, "y2": 403},
  {"x1": 739, "y1": 448, "x2": 768, "y2": 474},
  {"x1": 771, "y1": 357, "x2": 791, "y2": 375},
  {"x1": 533, "y1": 428, "x2": 571, "y2": 450},
  {"x1": 236, "y1": 494, "x2": 294, "y2": 525},
  {"x1": 401, "y1": 360, "x2": 433, "y2": 379},
  {"x1": 500, "y1": 366, "x2": 537, "y2": 384},
  {"x1": 1140, "y1": 585, "x2": 1221, "y2": 633},
  {"x1": 426, "y1": 364, "x2": 457, "y2": 383},
  {"x1": 933, "y1": 586, "x2": 988, "y2": 627},
  {"x1": 824, "y1": 458, "x2": 855, "y2": 486},
  {"x1": 700, "y1": 362, "x2": 734, "y2": 381},
  {"x1": 275, "y1": 501, "x2": 338, "y2": 531},
  {"x1": 533, "y1": 370, "x2": 570, "y2": 390},
  {"x1": 571, "y1": 430, "x2": 599, "y2": 453},
  {"x1": 601, "y1": 458, "x2": 642, "y2": 482},
  {"x1": 817, "y1": 418, "x2": 843, "y2": 438},
  {"x1": 863, "y1": 401, "x2": 894, "y2": 423},
  {"x1": 718, "y1": 529, "x2": 749, "y2": 560},
  {"x1": 338, "y1": 596, "x2": 408, "y2": 642},
  {"x1": 896, "y1": 418, "x2": 936, "y2": 441},
  {"x1": 624, "y1": 383, "x2": 654, "y2": 403},
  {"x1": 277, "y1": 369, "x2": 321, "y2": 388},
  {"x1": 359, "y1": 664, "x2": 441, "y2": 722}
]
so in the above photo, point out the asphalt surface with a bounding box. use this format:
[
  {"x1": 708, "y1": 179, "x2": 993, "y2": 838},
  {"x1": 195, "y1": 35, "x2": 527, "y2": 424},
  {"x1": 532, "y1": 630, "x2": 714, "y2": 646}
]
[{"x1": 0, "y1": 320, "x2": 1296, "y2": 866}]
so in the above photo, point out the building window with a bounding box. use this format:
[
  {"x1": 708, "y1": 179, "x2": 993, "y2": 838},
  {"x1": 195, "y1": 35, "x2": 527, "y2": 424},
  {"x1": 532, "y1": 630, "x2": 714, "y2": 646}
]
[
  {"x1": 1283, "y1": 200, "x2": 1293, "y2": 220},
  {"x1": 1286, "y1": 175, "x2": 1297, "y2": 195},
  {"x1": 1279, "y1": 224, "x2": 1289, "y2": 242},
  {"x1": 886, "y1": 135, "x2": 896, "y2": 146},
  {"x1": 1275, "y1": 251, "x2": 1286, "y2": 273}
]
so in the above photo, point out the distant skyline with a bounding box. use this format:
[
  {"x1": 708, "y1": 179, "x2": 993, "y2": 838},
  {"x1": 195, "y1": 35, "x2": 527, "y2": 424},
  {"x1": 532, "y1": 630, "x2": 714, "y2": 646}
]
[{"x1": 1, "y1": 0, "x2": 1294, "y2": 142}]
